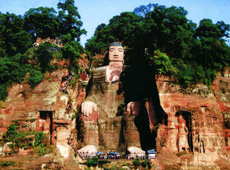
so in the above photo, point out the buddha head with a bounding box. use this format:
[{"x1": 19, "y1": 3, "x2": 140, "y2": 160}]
[{"x1": 108, "y1": 42, "x2": 124, "y2": 62}]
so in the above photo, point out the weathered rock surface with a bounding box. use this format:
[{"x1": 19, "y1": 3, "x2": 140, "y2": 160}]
[
  {"x1": 155, "y1": 68, "x2": 230, "y2": 165},
  {"x1": 0, "y1": 56, "x2": 90, "y2": 158},
  {"x1": 0, "y1": 59, "x2": 229, "y2": 168}
]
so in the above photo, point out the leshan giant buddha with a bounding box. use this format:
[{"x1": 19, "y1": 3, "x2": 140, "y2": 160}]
[{"x1": 78, "y1": 42, "x2": 153, "y2": 154}]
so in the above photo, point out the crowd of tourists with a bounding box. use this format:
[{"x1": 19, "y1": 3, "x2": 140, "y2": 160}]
[{"x1": 78, "y1": 149, "x2": 156, "y2": 160}]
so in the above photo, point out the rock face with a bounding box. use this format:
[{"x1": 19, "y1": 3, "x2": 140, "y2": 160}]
[
  {"x1": 155, "y1": 68, "x2": 230, "y2": 164},
  {"x1": 0, "y1": 57, "x2": 229, "y2": 166},
  {"x1": 213, "y1": 69, "x2": 230, "y2": 150},
  {"x1": 0, "y1": 56, "x2": 89, "y2": 157}
]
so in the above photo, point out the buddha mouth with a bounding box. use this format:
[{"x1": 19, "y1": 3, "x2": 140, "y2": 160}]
[{"x1": 109, "y1": 60, "x2": 123, "y2": 62}]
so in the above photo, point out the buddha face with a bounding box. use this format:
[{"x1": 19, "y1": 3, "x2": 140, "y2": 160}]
[{"x1": 109, "y1": 45, "x2": 124, "y2": 62}]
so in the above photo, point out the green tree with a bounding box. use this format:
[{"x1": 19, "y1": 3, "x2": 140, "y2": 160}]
[
  {"x1": 3, "y1": 124, "x2": 19, "y2": 153},
  {"x1": 3, "y1": 124, "x2": 18, "y2": 142},
  {"x1": 86, "y1": 3, "x2": 230, "y2": 87},
  {"x1": 24, "y1": 7, "x2": 59, "y2": 40},
  {"x1": 57, "y1": 0, "x2": 86, "y2": 42},
  {"x1": 0, "y1": 0, "x2": 86, "y2": 101},
  {"x1": 0, "y1": 55, "x2": 27, "y2": 100},
  {"x1": 85, "y1": 12, "x2": 143, "y2": 58},
  {"x1": 86, "y1": 157, "x2": 99, "y2": 167},
  {"x1": 133, "y1": 3, "x2": 155, "y2": 18},
  {"x1": 133, "y1": 157, "x2": 141, "y2": 167},
  {"x1": 57, "y1": 0, "x2": 86, "y2": 78},
  {"x1": 28, "y1": 68, "x2": 43, "y2": 88},
  {"x1": 34, "y1": 42, "x2": 56, "y2": 72},
  {"x1": 142, "y1": 4, "x2": 196, "y2": 61},
  {"x1": 0, "y1": 84, "x2": 8, "y2": 101},
  {"x1": 34, "y1": 131, "x2": 46, "y2": 147},
  {"x1": 62, "y1": 41, "x2": 83, "y2": 78},
  {"x1": 62, "y1": 41, "x2": 82, "y2": 59},
  {"x1": 149, "y1": 50, "x2": 176, "y2": 76},
  {"x1": 193, "y1": 19, "x2": 230, "y2": 70},
  {"x1": 189, "y1": 19, "x2": 230, "y2": 85},
  {"x1": 0, "y1": 12, "x2": 32, "y2": 57},
  {"x1": 0, "y1": 56, "x2": 26, "y2": 85}
]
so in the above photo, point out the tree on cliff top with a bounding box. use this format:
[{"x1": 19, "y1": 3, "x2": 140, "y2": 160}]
[
  {"x1": 57, "y1": 0, "x2": 86, "y2": 43},
  {"x1": 23, "y1": 0, "x2": 86, "y2": 44},
  {"x1": 86, "y1": 3, "x2": 230, "y2": 87},
  {"x1": 0, "y1": 0, "x2": 86, "y2": 101},
  {"x1": 0, "y1": 12, "x2": 32, "y2": 57},
  {"x1": 193, "y1": 19, "x2": 230, "y2": 70},
  {"x1": 85, "y1": 5, "x2": 196, "y2": 66},
  {"x1": 24, "y1": 7, "x2": 59, "y2": 41},
  {"x1": 85, "y1": 12, "x2": 146, "y2": 68},
  {"x1": 57, "y1": 0, "x2": 86, "y2": 77}
]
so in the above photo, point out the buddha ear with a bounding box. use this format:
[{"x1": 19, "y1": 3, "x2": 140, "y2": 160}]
[{"x1": 103, "y1": 52, "x2": 109, "y2": 65}]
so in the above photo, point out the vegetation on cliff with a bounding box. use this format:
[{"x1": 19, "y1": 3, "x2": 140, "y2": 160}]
[
  {"x1": 2, "y1": 124, "x2": 54, "y2": 156},
  {"x1": 86, "y1": 3, "x2": 230, "y2": 87},
  {"x1": 0, "y1": 2, "x2": 230, "y2": 101},
  {"x1": 0, "y1": 0, "x2": 85, "y2": 101}
]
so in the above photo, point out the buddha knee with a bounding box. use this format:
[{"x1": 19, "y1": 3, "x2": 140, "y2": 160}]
[{"x1": 81, "y1": 110, "x2": 99, "y2": 123}]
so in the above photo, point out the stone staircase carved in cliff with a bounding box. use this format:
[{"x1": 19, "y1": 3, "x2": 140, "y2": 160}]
[
  {"x1": 61, "y1": 73, "x2": 74, "y2": 94},
  {"x1": 67, "y1": 132, "x2": 78, "y2": 154},
  {"x1": 65, "y1": 99, "x2": 72, "y2": 114}
]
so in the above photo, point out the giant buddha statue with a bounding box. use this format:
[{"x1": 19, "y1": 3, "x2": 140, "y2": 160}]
[{"x1": 78, "y1": 42, "x2": 153, "y2": 155}]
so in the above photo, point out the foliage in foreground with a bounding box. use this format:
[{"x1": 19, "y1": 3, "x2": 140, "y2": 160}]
[
  {"x1": 0, "y1": 161, "x2": 15, "y2": 167},
  {"x1": 85, "y1": 157, "x2": 111, "y2": 168},
  {"x1": 133, "y1": 157, "x2": 152, "y2": 169},
  {"x1": 86, "y1": 157, "x2": 99, "y2": 167},
  {"x1": 2, "y1": 124, "x2": 54, "y2": 156}
]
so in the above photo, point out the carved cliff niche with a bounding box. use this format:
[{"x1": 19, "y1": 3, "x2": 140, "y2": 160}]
[
  {"x1": 175, "y1": 111, "x2": 193, "y2": 152},
  {"x1": 38, "y1": 111, "x2": 53, "y2": 144}
]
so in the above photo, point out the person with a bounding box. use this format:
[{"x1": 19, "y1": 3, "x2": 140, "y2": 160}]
[{"x1": 77, "y1": 42, "x2": 152, "y2": 155}]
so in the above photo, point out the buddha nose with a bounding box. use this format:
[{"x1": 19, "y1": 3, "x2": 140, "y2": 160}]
[{"x1": 114, "y1": 49, "x2": 118, "y2": 55}]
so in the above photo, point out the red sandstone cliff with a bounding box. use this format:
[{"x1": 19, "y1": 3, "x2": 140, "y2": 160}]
[
  {"x1": 0, "y1": 56, "x2": 89, "y2": 159},
  {"x1": 0, "y1": 60, "x2": 229, "y2": 166},
  {"x1": 155, "y1": 68, "x2": 230, "y2": 165}
]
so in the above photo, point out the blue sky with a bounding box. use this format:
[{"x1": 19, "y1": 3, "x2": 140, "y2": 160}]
[{"x1": 1, "y1": 0, "x2": 230, "y2": 46}]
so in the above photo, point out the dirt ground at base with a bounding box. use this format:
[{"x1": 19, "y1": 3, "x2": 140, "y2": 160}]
[
  {"x1": 0, "y1": 154, "x2": 53, "y2": 170},
  {"x1": 1, "y1": 152, "x2": 230, "y2": 170}
]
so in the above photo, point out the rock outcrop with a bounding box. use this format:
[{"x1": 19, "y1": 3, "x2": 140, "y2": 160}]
[
  {"x1": 0, "y1": 56, "x2": 90, "y2": 158},
  {"x1": 155, "y1": 68, "x2": 230, "y2": 165},
  {"x1": 0, "y1": 55, "x2": 229, "y2": 167}
]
